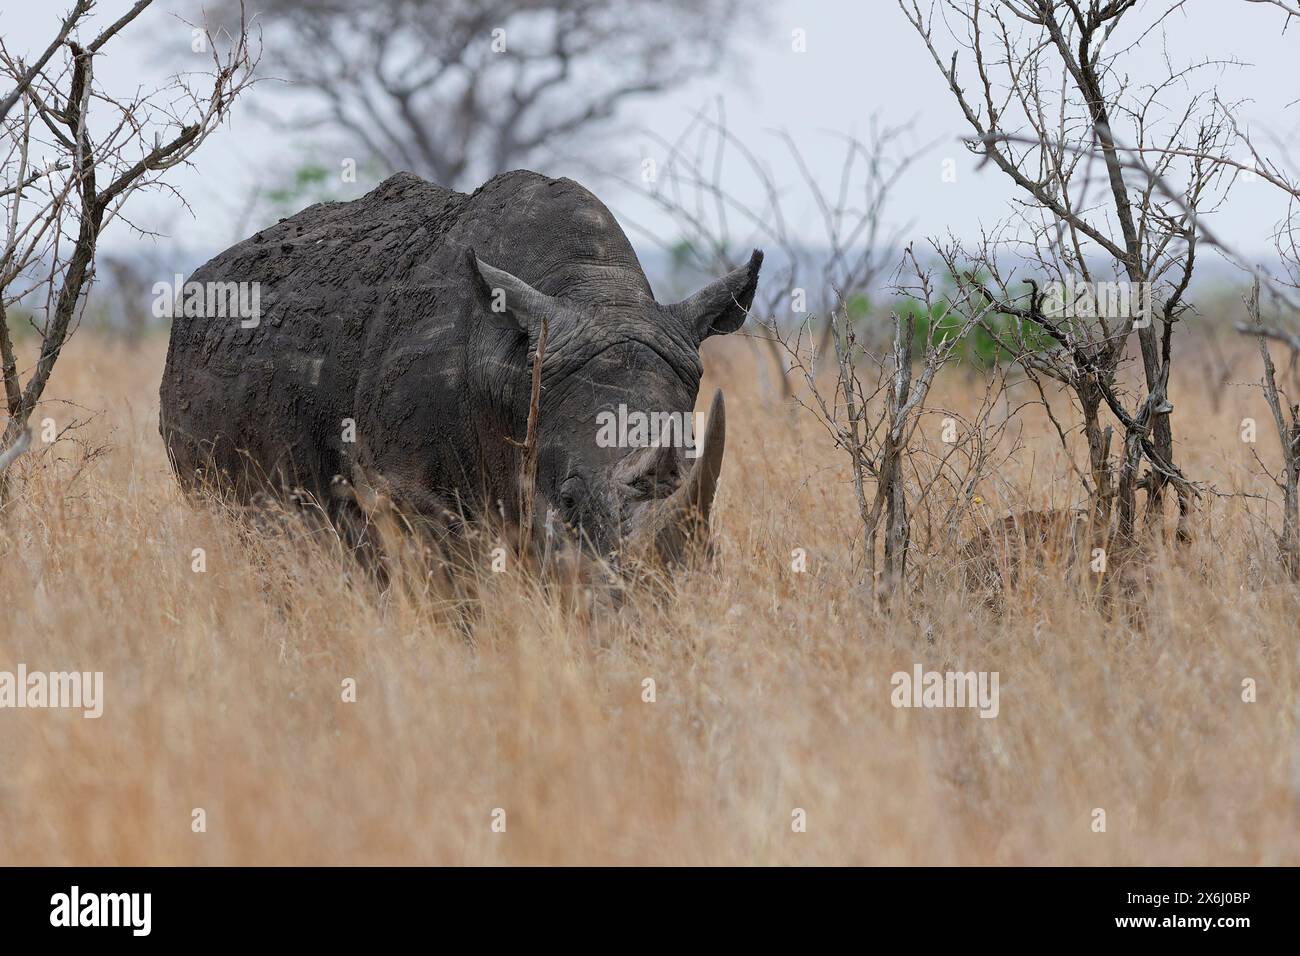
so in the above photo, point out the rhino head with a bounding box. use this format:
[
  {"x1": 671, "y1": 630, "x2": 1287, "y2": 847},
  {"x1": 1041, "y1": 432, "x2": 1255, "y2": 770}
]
[{"x1": 471, "y1": 249, "x2": 762, "y2": 563}]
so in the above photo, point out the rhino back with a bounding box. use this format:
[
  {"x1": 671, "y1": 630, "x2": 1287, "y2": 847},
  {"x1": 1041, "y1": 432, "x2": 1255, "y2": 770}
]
[{"x1": 159, "y1": 172, "x2": 465, "y2": 497}]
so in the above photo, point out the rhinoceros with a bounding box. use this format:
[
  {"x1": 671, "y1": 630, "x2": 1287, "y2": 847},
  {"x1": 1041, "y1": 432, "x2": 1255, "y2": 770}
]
[{"x1": 159, "y1": 170, "x2": 762, "y2": 562}]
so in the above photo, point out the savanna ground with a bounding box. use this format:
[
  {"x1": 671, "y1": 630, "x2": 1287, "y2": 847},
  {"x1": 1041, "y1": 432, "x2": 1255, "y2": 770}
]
[{"x1": 0, "y1": 329, "x2": 1297, "y2": 865}]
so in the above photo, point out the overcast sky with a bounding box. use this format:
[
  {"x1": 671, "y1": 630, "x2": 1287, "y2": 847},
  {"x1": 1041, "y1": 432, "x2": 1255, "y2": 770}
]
[{"x1": 2, "y1": 0, "x2": 1297, "y2": 273}]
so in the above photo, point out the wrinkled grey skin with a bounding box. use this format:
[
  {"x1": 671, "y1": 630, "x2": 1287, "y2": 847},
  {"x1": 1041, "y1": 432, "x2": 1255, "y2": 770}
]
[{"x1": 160, "y1": 170, "x2": 761, "y2": 556}]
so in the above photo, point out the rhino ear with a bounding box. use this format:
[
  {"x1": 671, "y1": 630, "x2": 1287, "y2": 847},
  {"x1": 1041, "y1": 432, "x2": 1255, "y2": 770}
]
[
  {"x1": 668, "y1": 250, "x2": 763, "y2": 342},
  {"x1": 469, "y1": 249, "x2": 556, "y2": 335}
]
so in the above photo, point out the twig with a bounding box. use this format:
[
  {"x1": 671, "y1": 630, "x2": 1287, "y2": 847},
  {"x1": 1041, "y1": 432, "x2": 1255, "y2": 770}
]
[{"x1": 517, "y1": 317, "x2": 548, "y2": 555}]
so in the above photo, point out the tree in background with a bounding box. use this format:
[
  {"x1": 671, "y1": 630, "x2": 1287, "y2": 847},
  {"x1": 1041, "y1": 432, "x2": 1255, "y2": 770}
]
[{"x1": 206, "y1": 0, "x2": 756, "y2": 190}]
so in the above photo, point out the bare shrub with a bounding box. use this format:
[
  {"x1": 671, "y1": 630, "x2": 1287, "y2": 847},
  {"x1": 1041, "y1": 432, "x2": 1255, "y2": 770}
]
[
  {"x1": 900, "y1": 0, "x2": 1239, "y2": 547},
  {"x1": 0, "y1": 0, "x2": 258, "y2": 496},
  {"x1": 772, "y1": 245, "x2": 1016, "y2": 605}
]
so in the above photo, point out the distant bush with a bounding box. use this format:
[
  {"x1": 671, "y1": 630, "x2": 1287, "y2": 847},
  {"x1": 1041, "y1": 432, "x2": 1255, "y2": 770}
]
[{"x1": 891, "y1": 282, "x2": 1055, "y2": 366}]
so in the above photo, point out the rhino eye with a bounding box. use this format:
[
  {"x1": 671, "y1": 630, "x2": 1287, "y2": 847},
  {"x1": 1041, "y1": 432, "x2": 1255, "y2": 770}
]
[
  {"x1": 559, "y1": 475, "x2": 583, "y2": 512},
  {"x1": 628, "y1": 474, "x2": 672, "y2": 500}
]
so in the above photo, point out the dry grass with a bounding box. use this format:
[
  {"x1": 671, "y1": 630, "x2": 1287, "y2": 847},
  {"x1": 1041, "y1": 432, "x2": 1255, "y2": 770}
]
[{"x1": 0, "y1": 334, "x2": 1297, "y2": 865}]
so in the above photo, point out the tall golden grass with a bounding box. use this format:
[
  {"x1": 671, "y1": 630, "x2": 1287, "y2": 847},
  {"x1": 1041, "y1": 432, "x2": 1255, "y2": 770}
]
[{"x1": 0, "y1": 334, "x2": 1296, "y2": 865}]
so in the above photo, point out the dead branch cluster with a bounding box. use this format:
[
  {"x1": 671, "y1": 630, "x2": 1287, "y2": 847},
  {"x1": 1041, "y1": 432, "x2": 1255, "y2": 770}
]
[
  {"x1": 623, "y1": 99, "x2": 927, "y2": 399},
  {"x1": 0, "y1": 0, "x2": 258, "y2": 491},
  {"x1": 644, "y1": 1, "x2": 1300, "y2": 604}
]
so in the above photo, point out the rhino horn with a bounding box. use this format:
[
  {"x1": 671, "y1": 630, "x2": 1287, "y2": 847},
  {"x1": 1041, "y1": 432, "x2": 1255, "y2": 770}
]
[{"x1": 628, "y1": 388, "x2": 726, "y2": 564}]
